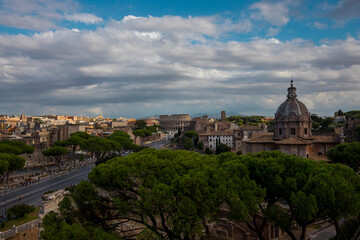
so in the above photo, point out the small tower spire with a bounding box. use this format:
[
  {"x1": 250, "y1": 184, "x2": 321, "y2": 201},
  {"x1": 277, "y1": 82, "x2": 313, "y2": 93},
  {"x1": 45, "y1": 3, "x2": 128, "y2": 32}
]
[{"x1": 287, "y1": 80, "x2": 297, "y2": 99}]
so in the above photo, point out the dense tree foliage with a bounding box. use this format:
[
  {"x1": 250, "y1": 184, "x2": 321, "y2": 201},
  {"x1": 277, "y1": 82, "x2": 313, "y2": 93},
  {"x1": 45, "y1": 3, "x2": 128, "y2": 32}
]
[
  {"x1": 0, "y1": 153, "x2": 26, "y2": 183},
  {"x1": 345, "y1": 110, "x2": 360, "y2": 120},
  {"x1": 43, "y1": 146, "x2": 69, "y2": 170},
  {"x1": 184, "y1": 131, "x2": 198, "y2": 138},
  {"x1": 183, "y1": 137, "x2": 194, "y2": 150},
  {"x1": 41, "y1": 211, "x2": 118, "y2": 240},
  {"x1": 311, "y1": 114, "x2": 335, "y2": 132},
  {"x1": 204, "y1": 147, "x2": 212, "y2": 155},
  {"x1": 54, "y1": 132, "x2": 88, "y2": 166},
  {"x1": 227, "y1": 115, "x2": 267, "y2": 126},
  {"x1": 355, "y1": 126, "x2": 360, "y2": 139},
  {"x1": 215, "y1": 143, "x2": 231, "y2": 154},
  {"x1": 107, "y1": 131, "x2": 134, "y2": 152},
  {"x1": 0, "y1": 141, "x2": 34, "y2": 154},
  {"x1": 239, "y1": 151, "x2": 360, "y2": 240},
  {"x1": 7, "y1": 204, "x2": 35, "y2": 220},
  {"x1": 327, "y1": 142, "x2": 360, "y2": 172},
  {"x1": 0, "y1": 140, "x2": 33, "y2": 183},
  {"x1": 80, "y1": 137, "x2": 122, "y2": 165},
  {"x1": 133, "y1": 129, "x2": 152, "y2": 137},
  {"x1": 135, "y1": 120, "x2": 147, "y2": 129},
  {"x1": 197, "y1": 141, "x2": 204, "y2": 150},
  {"x1": 44, "y1": 149, "x2": 263, "y2": 239},
  {"x1": 41, "y1": 149, "x2": 360, "y2": 240},
  {"x1": 0, "y1": 144, "x2": 22, "y2": 155}
]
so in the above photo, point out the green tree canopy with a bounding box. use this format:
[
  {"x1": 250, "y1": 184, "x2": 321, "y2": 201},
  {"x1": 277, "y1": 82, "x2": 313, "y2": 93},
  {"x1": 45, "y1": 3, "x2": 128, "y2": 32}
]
[
  {"x1": 146, "y1": 125, "x2": 158, "y2": 133},
  {"x1": 135, "y1": 120, "x2": 147, "y2": 129},
  {"x1": 239, "y1": 151, "x2": 360, "y2": 240},
  {"x1": 43, "y1": 146, "x2": 69, "y2": 170},
  {"x1": 345, "y1": 110, "x2": 360, "y2": 120},
  {"x1": 197, "y1": 141, "x2": 204, "y2": 150},
  {"x1": 0, "y1": 153, "x2": 26, "y2": 183},
  {"x1": 327, "y1": 142, "x2": 360, "y2": 172},
  {"x1": 355, "y1": 126, "x2": 360, "y2": 138},
  {"x1": 40, "y1": 150, "x2": 360, "y2": 240},
  {"x1": 80, "y1": 137, "x2": 122, "y2": 164},
  {"x1": 70, "y1": 131, "x2": 93, "y2": 140},
  {"x1": 184, "y1": 131, "x2": 199, "y2": 138},
  {"x1": 183, "y1": 137, "x2": 194, "y2": 150},
  {"x1": 0, "y1": 141, "x2": 33, "y2": 183},
  {"x1": 41, "y1": 211, "x2": 118, "y2": 240},
  {"x1": 204, "y1": 147, "x2": 213, "y2": 155},
  {"x1": 0, "y1": 144, "x2": 22, "y2": 155},
  {"x1": 59, "y1": 149, "x2": 263, "y2": 239},
  {"x1": 7, "y1": 204, "x2": 35, "y2": 220},
  {"x1": 133, "y1": 129, "x2": 152, "y2": 137},
  {"x1": 215, "y1": 143, "x2": 231, "y2": 155},
  {"x1": 0, "y1": 141, "x2": 34, "y2": 154},
  {"x1": 107, "y1": 131, "x2": 133, "y2": 152},
  {"x1": 110, "y1": 130, "x2": 130, "y2": 138}
]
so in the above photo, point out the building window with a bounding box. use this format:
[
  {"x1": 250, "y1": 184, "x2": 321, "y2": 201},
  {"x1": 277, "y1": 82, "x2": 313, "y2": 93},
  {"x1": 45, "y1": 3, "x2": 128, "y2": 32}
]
[
  {"x1": 304, "y1": 128, "x2": 308, "y2": 135},
  {"x1": 291, "y1": 128, "x2": 295, "y2": 135},
  {"x1": 279, "y1": 128, "x2": 282, "y2": 135}
]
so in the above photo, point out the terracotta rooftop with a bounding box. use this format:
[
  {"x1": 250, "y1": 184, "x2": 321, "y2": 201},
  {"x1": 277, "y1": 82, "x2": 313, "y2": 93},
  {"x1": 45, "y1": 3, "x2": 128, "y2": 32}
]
[
  {"x1": 241, "y1": 126, "x2": 263, "y2": 130},
  {"x1": 312, "y1": 135, "x2": 335, "y2": 143},
  {"x1": 246, "y1": 134, "x2": 275, "y2": 143},
  {"x1": 246, "y1": 134, "x2": 311, "y2": 145},
  {"x1": 199, "y1": 130, "x2": 233, "y2": 136},
  {"x1": 276, "y1": 137, "x2": 310, "y2": 145},
  {"x1": 251, "y1": 132, "x2": 273, "y2": 139}
]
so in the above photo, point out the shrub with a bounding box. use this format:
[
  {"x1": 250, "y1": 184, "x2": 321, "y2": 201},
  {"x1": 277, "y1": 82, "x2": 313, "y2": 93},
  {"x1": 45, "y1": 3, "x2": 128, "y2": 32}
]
[{"x1": 7, "y1": 204, "x2": 35, "y2": 220}]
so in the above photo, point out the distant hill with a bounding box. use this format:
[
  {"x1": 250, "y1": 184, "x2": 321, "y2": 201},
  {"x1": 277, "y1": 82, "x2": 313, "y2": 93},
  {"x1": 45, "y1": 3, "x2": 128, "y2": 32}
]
[
  {"x1": 142, "y1": 112, "x2": 246, "y2": 120},
  {"x1": 192, "y1": 112, "x2": 245, "y2": 119}
]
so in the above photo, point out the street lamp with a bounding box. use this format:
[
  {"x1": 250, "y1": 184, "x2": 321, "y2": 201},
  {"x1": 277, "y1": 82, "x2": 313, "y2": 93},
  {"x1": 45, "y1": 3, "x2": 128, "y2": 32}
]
[{"x1": 4, "y1": 184, "x2": 7, "y2": 217}]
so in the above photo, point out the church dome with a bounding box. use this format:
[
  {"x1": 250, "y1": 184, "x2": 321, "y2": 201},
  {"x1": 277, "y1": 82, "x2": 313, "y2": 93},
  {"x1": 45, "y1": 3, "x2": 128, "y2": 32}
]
[{"x1": 275, "y1": 81, "x2": 309, "y2": 117}]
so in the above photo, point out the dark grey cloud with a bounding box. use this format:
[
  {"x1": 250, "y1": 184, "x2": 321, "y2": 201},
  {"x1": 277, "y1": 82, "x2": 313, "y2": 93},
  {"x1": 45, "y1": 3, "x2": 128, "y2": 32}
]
[
  {"x1": 0, "y1": 0, "x2": 102, "y2": 31},
  {"x1": 0, "y1": 15, "x2": 359, "y2": 118},
  {"x1": 326, "y1": 0, "x2": 360, "y2": 20}
]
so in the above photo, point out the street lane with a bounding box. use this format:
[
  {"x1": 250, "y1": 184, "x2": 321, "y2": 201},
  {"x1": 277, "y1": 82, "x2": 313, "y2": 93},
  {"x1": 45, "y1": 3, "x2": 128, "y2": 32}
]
[{"x1": 0, "y1": 165, "x2": 93, "y2": 215}]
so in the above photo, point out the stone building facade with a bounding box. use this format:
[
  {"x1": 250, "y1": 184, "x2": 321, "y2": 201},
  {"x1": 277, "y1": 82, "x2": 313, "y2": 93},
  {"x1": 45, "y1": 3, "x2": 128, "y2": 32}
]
[
  {"x1": 159, "y1": 114, "x2": 191, "y2": 131},
  {"x1": 246, "y1": 81, "x2": 341, "y2": 159},
  {"x1": 199, "y1": 130, "x2": 234, "y2": 150}
]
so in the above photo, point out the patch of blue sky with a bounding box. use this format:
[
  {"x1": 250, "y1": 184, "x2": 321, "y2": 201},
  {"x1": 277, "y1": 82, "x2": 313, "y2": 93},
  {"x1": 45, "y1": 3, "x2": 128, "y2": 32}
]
[{"x1": 78, "y1": 0, "x2": 250, "y2": 20}]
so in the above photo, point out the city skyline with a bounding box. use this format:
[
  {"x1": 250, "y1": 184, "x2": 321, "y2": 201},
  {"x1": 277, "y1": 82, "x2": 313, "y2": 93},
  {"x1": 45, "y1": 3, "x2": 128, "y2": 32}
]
[{"x1": 0, "y1": 0, "x2": 359, "y2": 118}]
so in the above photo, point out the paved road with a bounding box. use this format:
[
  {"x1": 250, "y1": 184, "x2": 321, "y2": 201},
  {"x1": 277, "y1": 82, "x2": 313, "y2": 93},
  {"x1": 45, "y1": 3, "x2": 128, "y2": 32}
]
[
  {"x1": 146, "y1": 139, "x2": 167, "y2": 149},
  {"x1": 309, "y1": 224, "x2": 336, "y2": 240},
  {"x1": 0, "y1": 165, "x2": 93, "y2": 215}
]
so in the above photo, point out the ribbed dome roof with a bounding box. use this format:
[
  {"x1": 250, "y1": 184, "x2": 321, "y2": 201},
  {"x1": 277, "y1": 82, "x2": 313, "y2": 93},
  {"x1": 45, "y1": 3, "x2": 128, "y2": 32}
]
[{"x1": 276, "y1": 81, "x2": 309, "y2": 117}]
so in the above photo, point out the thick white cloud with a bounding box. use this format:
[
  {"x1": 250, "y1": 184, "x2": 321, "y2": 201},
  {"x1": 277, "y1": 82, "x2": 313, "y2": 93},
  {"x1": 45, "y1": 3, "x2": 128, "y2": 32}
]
[
  {"x1": 0, "y1": 15, "x2": 359, "y2": 118},
  {"x1": 64, "y1": 13, "x2": 103, "y2": 24},
  {"x1": 250, "y1": 1, "x2": 290, "y2": 26}
]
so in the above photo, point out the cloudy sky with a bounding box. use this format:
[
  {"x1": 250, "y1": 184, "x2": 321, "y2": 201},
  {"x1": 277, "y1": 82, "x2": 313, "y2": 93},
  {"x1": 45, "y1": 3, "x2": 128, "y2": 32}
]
[{"x1": 0, "y1": 0, "x2": 359, "y2": 118}]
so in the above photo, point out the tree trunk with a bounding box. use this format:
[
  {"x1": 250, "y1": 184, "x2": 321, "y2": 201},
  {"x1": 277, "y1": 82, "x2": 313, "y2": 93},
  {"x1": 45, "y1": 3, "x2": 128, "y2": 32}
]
[
  {"x1": 283, "y1": 228, "x2": 298, "y2": 240},
  {"x1": 5, "y1": 171, "x2": 11, "y2": 184},
  {"x1": 299, "y1": 224, "x2": 307, "y2": 240},
  {"x1": 56, "y1": 156, "x2": 61, "y2": 170},
  {"x1": 334, "y1": 219, "x2": 347, "y2": 240},
  {"x1": 246, "y1": 214, "x2": 267, "y2": 240},
  {"x1": 72, "y1": 145, "x2": 76, "y2": 167}
]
